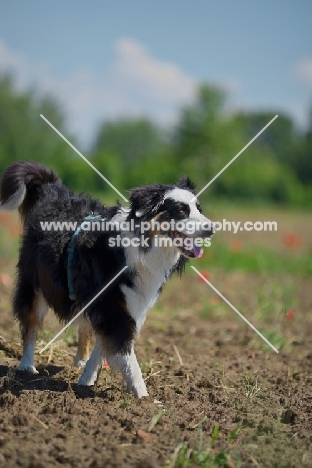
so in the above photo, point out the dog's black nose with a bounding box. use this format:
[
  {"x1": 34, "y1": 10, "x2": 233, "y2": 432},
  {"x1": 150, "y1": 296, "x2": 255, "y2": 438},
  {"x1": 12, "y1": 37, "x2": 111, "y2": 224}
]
[{"x1": 199, "y1": 221, "x2": 215, "y2": 238}]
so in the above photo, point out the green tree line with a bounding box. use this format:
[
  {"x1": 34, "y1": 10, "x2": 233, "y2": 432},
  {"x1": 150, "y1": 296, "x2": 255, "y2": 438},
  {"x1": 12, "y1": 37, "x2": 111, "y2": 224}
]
[{"x1": 0, "y1": 74, "x2": 311, "y2": 205}]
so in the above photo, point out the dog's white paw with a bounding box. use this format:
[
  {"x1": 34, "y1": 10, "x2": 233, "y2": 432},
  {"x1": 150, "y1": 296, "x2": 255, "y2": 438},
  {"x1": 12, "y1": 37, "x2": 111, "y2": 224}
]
[
  {"x1": 17, "y1": 363, "x2": 39, "y2": 374},
  {"x1": 77, "y1": 372, "x2": 97, "y2": 386},
  {"x1": 132, "y1": 383, "x2": 149, "y2": 399},
  {"x1": 126, "y1": 379, "x2": 149, "y2": 398},
  {"x1": 73, "y1": 358, "x2": 87, "y2": 369}
]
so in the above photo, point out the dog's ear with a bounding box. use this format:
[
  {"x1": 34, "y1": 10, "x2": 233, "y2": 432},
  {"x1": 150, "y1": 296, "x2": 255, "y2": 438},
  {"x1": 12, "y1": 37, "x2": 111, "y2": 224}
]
[
  {"x1": 129, "y1": 185, "x2": 167, "y2": 219},
  {"x1": 177, "y1": 175, "x2": 196, "y2": 192}
]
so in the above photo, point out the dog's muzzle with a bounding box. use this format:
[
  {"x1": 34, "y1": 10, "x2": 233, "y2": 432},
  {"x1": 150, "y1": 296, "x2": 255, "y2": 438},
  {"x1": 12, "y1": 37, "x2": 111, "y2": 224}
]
[{"x1": 168, "y1": 218, "x2": 215, "y2": 259}]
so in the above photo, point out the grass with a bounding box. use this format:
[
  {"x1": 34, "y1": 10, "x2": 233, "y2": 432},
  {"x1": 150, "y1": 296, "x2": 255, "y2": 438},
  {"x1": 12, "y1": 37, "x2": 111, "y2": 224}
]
[
  {"x1": 147, "y1": 410, "x2": 164, "y2": 432},
  {"x1": 250, "y1": 328, "x2": 289, "y2": 351},
  {"x1": 243, "y1": 372, "x2": 261, "y2": 398},
  {"x1": 197, "y1": 199, "x2": 312, "y2": 276},
  {"x1": 121, "y1": 398, "x2": 132, "y2": 409},
  {"x1": 198, "y1": 245, "x2": 312, "y2": 276},
  {"x1": 2, "y1": 367, "x2": 22, "y2": 392},
  {"x1": 167, "y1": 423, "x2": 242, "y2": 468},
  {"x1": 255, "y1": 278, "x2": 297, "y2": 320}
]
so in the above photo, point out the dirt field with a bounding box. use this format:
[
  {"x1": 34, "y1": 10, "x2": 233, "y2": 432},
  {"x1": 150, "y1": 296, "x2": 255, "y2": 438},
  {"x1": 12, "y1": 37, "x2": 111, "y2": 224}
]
[{"x1": 1, "y1": 269, "x2": 312, "y2": 468}]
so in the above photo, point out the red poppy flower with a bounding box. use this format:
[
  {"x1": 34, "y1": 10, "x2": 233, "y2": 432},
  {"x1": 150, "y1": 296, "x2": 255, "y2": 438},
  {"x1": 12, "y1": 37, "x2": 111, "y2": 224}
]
[
  {"x1": 0, "y1": 273, "x2": 12, "y2": 288},
  {"x1": 282, "y1": 233, "x2": 302, "y2": 249},
  {"x1": 286, "y1": 309, "x2": 295, "y2": 320},
  {"x1": 198, "y1": 270, "x2": 210, "y2": 282},
  {"x1": 229, "y1": 239, "x2": 242, "y2": 252}
]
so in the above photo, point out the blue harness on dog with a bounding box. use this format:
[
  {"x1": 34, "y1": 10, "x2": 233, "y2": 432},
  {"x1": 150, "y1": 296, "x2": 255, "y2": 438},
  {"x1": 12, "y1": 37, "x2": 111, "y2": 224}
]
[{"x1": 67, "y1": 214, "x2": 104, "y2": 300}]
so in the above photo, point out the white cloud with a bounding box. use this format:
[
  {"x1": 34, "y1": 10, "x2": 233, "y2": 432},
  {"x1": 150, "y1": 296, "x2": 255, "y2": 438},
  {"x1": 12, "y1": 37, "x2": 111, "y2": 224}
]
[
  {"x1": 0, "y1": 37, "x2": 198, "y2": 147},
  {"x1": 0, "y1": 40, "x2": 26, "y2": 69},
  {"x1": 293, "y1": 58, "x2": 312, "y2": 88},
  {"x1": 113, "y1": 38, "x2": 196, "y2": 102}
]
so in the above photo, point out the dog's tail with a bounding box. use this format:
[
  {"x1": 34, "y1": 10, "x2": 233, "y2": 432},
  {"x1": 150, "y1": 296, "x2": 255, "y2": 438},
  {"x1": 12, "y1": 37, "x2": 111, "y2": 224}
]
[{"x1": 0, "y1": 161, "x2": 60, "y2": 220}]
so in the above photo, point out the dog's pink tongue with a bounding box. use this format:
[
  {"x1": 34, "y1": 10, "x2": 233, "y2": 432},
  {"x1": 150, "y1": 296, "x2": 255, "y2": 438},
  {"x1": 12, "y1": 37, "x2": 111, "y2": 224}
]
[{"x1": 192, "y1": 245, "x2": 204, "y2": 258}]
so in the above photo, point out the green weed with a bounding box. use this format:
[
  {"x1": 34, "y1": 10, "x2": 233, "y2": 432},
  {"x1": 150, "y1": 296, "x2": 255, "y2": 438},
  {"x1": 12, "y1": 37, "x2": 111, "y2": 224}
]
[
  {"x1": 167, "y1": 422, "x2": 241, "y2": 468},
  {"x1": 249, "y1": 328, "x2": 288, "y2": 351},
  {"x1": 121, "y1": 398, "x2": 131, "y2": 409}
]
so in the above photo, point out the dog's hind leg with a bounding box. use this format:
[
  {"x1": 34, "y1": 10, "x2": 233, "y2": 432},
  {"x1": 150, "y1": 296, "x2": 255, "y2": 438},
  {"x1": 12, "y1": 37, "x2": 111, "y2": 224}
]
[
  {"x1": 107, "y1": 348, "x2": 149, "y2": 398},
  {"x1": 14, "y1": 284, "x2": 48, "y2": 374},
  {"x1": 74, "y1": 317, "x2": 93, "y2": 368}
]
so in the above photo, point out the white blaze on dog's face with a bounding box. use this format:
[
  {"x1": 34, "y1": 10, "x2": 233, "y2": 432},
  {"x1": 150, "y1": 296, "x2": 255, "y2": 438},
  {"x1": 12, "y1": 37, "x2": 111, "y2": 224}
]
[
  {"x1": 164, "y1": 188, "x2": 208, "y2": 223},
  {"x1": 161, "y1": 188, "x2": 215, "y2": 259}
]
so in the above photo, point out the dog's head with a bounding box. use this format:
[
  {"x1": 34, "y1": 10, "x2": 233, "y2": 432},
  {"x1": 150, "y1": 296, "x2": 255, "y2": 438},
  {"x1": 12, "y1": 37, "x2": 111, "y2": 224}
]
[{"x1": 129, "y1": 176, "x2": 214, "y2": 259}]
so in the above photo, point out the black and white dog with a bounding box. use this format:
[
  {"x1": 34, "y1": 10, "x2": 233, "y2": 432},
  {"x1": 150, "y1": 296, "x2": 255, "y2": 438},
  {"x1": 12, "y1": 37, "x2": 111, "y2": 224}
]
[{"x1": 0, "y1": 161, "x2": 214, "y2": 398}]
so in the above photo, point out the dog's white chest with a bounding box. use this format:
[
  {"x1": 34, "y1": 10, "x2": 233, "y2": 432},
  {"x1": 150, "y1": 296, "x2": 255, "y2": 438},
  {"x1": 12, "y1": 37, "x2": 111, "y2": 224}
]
[{"x1": 122, "y1": 246, "x2": 180, "y2": 331}]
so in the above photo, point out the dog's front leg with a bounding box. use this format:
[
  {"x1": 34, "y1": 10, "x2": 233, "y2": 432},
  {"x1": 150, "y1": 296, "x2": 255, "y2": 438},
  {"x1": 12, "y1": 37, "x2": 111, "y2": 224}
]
[
  {"x1": 74, "y1": 318, "x2": 92, "y2": 368},
  {"x1": 107, "y1": 348, "x2": 149, "y2": 398},
  {"x1": 77, "y1": 340, "x2": 103, "y2": 386}
]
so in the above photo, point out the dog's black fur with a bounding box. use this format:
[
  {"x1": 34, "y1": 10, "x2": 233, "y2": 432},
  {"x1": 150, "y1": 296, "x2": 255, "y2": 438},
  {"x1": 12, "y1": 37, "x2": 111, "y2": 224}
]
[
  {"x1": 0, "y1": 161, "x2": 204, "y2": 360},
  {"x1": 1, "y1": 161, "x2": 214, "y2": 397}
]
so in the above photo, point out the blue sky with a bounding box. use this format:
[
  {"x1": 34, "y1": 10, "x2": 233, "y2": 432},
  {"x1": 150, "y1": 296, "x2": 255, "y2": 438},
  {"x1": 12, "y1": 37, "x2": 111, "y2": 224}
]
[{"x1": 1, "y1": 1, "x2": 311, "y2": 148}]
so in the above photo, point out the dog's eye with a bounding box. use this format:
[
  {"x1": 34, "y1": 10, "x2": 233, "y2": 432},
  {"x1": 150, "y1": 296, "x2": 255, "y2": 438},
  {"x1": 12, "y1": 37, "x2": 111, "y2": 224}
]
[{"x1": 179, "y1": 203, "x2": 190, "y2": 216}]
